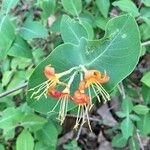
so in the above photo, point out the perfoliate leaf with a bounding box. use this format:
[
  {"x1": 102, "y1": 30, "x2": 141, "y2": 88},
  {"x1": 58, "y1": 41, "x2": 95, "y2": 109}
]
[
  {"x1": 16, "y1": 129, "x2": 34, "y2": 150},
  {"x1": 96, "y1": 0, "x2": 110, "y2": 18},
  {"x1": 62, "y1": 0, "x2": 82, "y2": 16},
  {"x1": 112, "y1": 0, "x2": 139, "y2": 17},
  {"x1": 27, "y1": 15, "x2": 141, "y2": 114}
]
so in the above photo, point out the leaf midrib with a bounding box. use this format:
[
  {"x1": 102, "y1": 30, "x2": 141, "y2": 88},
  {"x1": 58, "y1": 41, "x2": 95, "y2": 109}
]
[{"x1": 86, "y1": 16, "x2": 130, "y2": 66}]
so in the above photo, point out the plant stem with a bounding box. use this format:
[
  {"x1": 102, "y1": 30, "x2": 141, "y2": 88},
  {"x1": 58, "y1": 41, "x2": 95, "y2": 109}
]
[
  {"x1": 136, "y1": 130, "x2": 144, "y2": 150},
  {"x1": 141, "y1": 41, "x2": 150, "y2": 46},
  {"x1": 0, "y1": 82, "x2": 28, "y2": 98}
]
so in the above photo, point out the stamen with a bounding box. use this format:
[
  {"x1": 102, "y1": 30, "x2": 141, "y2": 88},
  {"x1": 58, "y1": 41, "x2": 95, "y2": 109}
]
[
  {"x1": 29, "y1": 79, "x2": 54, "y2": 100},
  {"x1": 91, "y1": 85, "x2": 101, "y2": 102},
  {"x1": 28, "y1": 79, "x2": 51, "y2": 91},
  {"x1": 94, "y1": 83, "x2": 110, "y2": 102},
  {"x1": 95, "y1": 82, "x2": 110, "y2": 100},
  {"x1": 48, "y1": 98, "x2": 61, "y2": 114},
  {"x1": 85, "y1": 104, "x2": 92, "y2": 131}
]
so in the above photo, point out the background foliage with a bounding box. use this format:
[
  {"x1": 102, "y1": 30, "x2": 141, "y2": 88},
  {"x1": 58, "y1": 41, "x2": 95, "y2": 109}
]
[{"x1": 0, "y1": 0, "x2": 150, "y2": 150}]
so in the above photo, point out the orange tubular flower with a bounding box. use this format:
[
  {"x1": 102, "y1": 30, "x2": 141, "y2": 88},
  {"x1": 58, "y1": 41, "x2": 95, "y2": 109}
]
[
  {"x1": 72, "y1": 90, "x2": 92, "y2": 131},
  {"x1": 80, "y1": 65, "x2": 110, "y2": 103},
  {"x1": 48, "y1": 87, "x2": 70, "y2": 125},
  {"x1": 47, "y1": 71, "x2": 77, "y2": 125},
  {"x1": 29, "y1": 65, "x2": 76, "y2": 100}
]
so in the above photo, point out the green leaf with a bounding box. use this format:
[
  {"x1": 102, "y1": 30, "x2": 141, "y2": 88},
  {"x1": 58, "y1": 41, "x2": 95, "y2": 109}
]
[
  {"x1": 0, "y1": 107, "x2": 23, "y2": 139},
  {"x1": 133, "y1": 104, "x2": 149, "y2": 115},
  {"x1": 63, "y1": 140, "x2": 81, "y2": 150},
  {"x1": 16, "y1": 129, "x2": 34, "y2": 150},
  {"x1": 141, "y1": 71, "x2": 150, "y2": 87},
  {"x1": 21, "y1": 113, "x2": 47, "y2": 132},
  {"x1": 140, "y1": 7, "x2": 150, "y2": 25},
  {"x1": 0, "y1": 144, "x2": 5, "y2": 150},
  {"x1": 7, "y1": 71, "x2": 26, "y2": 91},
  {"x1": 79, "y1": 11, "x2": 95, "y2": 27},
  {"x1": 129, "y1": 114, "x2": 141, "y2": 121},
  {"x1": 35, "y1": 142, "x2": 54, "y2": 150},
  {"x1": 142, "y1": 0, "x2": 150, "y2": 7},
  {"x1": 137, "y1": 112, "x2": 150, "y2": 136},
  {"x1": 95, "y1": 16, "x2": 108, "y2": 30},
  {"x1": 51, "y1": 15, "x2": 62, "y2": 32},
  {"x1": 142, "y1": 85, "x2": 150, "y2": 105},
  {"x1": 62, "y1": 0, "x2": 82, "y2": 16},
  {"x1": 140, "y1": 23, "x2": 150, "y2": 40},
  {"x1": 129, "y1": 137, "x2": 140, "y2": 150},
  {"x1": 81, "y1": 21, "x2": 94, "y2": 40},
  {"x1": 27, "y1": 15, "x2": 140, "y2": 114},
  {"x1": 35, "y1": 122, "x2": 59, "y2": 147},
  {"x1": 19, "y1": 21, "x2": 48, "y2": 40},
  {"x1": 8, "y1": 35, "x2": 33, "y2": 58},
  {"x1": 96, "y1": 0, "x2": 110, "y2": 18},
  {"x1": 0, "y1": 107, "x2": 23, "y2": 129},
  {"x1": 60, "y1": 15, "x2": 88, "y2": 45},
  {"x1": 112, "y1": 134, "x2": 127, "y2": 148},
  {"x1": 2, "y1": 0, "x2": 19, "y2": 14},
  {"x1": 121, "y1": 117, "x2": 134, "y2": 139},
  {"x1": 0, "y1": 16, "x2": 15, "y2": 59},
  {"x1": 11, "y1": 57, "x2": 31, "y2": 70},
  {"x1": 2, "y1": 70, "x2": 13, "y2": 87},
  {"x1": 112, "y1": 0, "x2": 139, "y2": 17},
  {"x1": 116, "y1": 111, "x2": 126, "y2": 118},
  {"x1": 39, "y1": 0, "x2": 56, "y2": 19},
  {"x1": 121, "y1": 97, "x2": 133, "y2": 114}
]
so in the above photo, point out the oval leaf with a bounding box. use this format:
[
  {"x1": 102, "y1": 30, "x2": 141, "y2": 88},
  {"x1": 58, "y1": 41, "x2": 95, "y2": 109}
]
[
  {"x1": 60, "y1": 15, "x2": 88, "y2": 45},
  {"x1": 19, "y1": 21, "x2": 48, "y2": 40},
  {"x1": 133, "y1": 104, "x2": 149, "y2": 115},
  {"x1": 16, "y1": 129, "x2": 34, "y2": 150},
  {"x1": 62, "y1": 0, "x2": 82, "y2": 16}
]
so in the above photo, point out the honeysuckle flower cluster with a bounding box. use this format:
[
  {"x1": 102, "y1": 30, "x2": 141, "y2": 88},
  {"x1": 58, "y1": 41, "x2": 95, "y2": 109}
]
[{"x1": 29, "y1": 64, "x2": 110, "y2": 130}]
